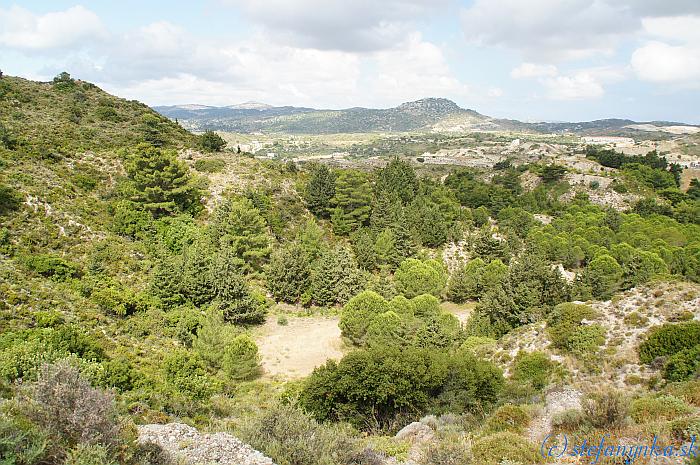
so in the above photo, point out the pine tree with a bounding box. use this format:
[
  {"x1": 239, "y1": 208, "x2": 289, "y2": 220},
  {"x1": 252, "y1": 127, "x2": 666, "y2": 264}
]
[
  {"x1": 213, "y1": 251, "x2": 267, "y2": 324},
  {"x1": 124, "y1": 143, "x2": 201, "y2": 217},
  {"x1": 266, "y1": 242, "x2": 312, "y2": 303},
  {"x1": 375, "y1": 156, "x2": 418, "y2": 204},
  {"x1": 181, "y1": 236, "x2": 216, "y2": 306},
  {"x1": 305, "y1": 163, "x2": 336, "y2": 218},
  {"x1": 332, "y1": 170, "x2": 372, "y2": 233},
  {"x1": 311, "y1": 246, "x2": 364, "y2": 306},
  {"x1": 209, "y1": 197, "x2": 271, "y2": 274}
]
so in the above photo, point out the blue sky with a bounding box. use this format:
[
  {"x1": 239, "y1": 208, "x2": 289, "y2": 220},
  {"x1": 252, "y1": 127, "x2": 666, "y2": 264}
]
[{"x1": 2, "y1": 1, "x2": 700, "y2": 123}]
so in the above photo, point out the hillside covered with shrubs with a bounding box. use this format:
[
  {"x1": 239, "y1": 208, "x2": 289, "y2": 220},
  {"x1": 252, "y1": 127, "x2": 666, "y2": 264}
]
[{"x1": 0, "y1": 75, "x2": 699, "y2": 465}]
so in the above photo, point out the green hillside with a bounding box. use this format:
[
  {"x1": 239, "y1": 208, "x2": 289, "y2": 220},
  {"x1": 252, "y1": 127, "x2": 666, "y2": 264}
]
[{"x1": 1, "y1": 74, "x2": 700, "y2": 465}]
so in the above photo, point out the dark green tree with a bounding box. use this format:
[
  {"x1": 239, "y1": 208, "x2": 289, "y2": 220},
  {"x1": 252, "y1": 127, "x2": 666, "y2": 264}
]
[
  {"x1": 310, "y1": 246, "x2": 364, "y2": 307},
  {"x1": 266, "y1": 242, "x2": 312, "y2": 303},
  {"x1": 374, "y1": 156, "x2": 419, "y2": 204},
  {"x1": 123, "y1": 143, "x2": 201, "y2": 217},
  {"x1": 331, "y1": 170, "x2": 373, "y2": 234},
  {"x1": 213, "y1": 251, "x2": 267, "y2": 324},
  {"x1": 305, "y1": 164, "x2": 336, "y2": 218},
  {"x1": 199, "y1": 131, "x2": 227, "y2": 152}
]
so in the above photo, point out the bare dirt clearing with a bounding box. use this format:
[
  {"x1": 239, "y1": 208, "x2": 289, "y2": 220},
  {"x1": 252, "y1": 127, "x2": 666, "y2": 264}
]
[{"x1": 254, "y1": 313, "x2": 345, "y2": 379}]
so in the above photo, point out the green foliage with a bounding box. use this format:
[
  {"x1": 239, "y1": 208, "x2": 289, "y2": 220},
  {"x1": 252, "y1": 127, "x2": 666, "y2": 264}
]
[
  {"x1": 213, "y1": 251, "x2": 267, "y2": 324},
  {"x1": 198, "y1": 131, "x2": 226, "y2": 152},
  {"x1": 22, "y1": 253, "x2": 81, "y2": 281},
  {"x1": 663, "y1": 345, "x2": 700, "y2": 381},
  {"x1": 123, "y1": 144, "x2": 201, "y2": 217},
  {"x1": 332, "y1": 170, "x2": 373, "y2": 234},
  {"x1": 419, "y1": 440, "x2": 471, "y2": 465},
  {"x1": 447, "y1": 259, "x2": 507, "y2": 303},
  {"x1": 192, "y1": 311, "x2": 239, "y2": 369},
  {"x1": 485, "y1": 404, "x2": 530, "y2": 433},
  {"x1": 582, "y1": 254, "x2": 623, "y2": 299},
  {"x1": 630, "y1": 395, "x2": 692, "y2": 423},
  {"x1": 239, "y1": 403, "x2": 365, "y2": 465},
  {"x1": 109, "y1": 200, "x2": 153, "y2": 239},
  {"x1": 638, "y1": 321, "x2": 700, "y2": 363},
  {"x1": 471, "y1": 432, "x2": 541, "y2": 465},
  {"x1": 305, "y1": 164, "x2": 336, "y2": 218},
  {"x1": 339, "y1": 291, "x2": 390, "y2": 345},
  {"x1": 299, "y1": 346, "x2": 502, "y2": 431},
  {"x1": 0, "y1": 183, "x2": 22, "y2": 215},
  {"x1": 222, "y1": 334, "x2": 261, "y2": 381},
  {"x1": 310, "y1": 246, "x2": 364, "y2": 307},
  {"x1": 210, "y1": 197, "x2": 272, "y2": 274},
  {"x1": 582, "y1": 389, "x2": 630, "y2": 429},
  {"x1": 547, "y1": 303, "x2": 604, "y2": 356},
  {"x1": 374, "y1": 156, "x2": 418, "y2": 204},
  {"x1": 394, "y1": 258, "x2": 447, "y2": 299},
  {"x1": 163, "y1": 350, "x2": 218, "y2": 400},
  {"x1": 510, "y1": 351, "x2": 555, "y2": 391},
  {"x1": 0, "y1": 414, "x2": 48, "y2": 465},
  {"x1": 65, "y1": 443, "x2": 117, "y2": 465},
  {"x1": 267, "y1": 242, "x2": 312, "y2": 303},
  {"x1": 193, "y1": 158, "x2": 226, "y2": 172},
  {"x1": 538, "y1": 164, "x2": 567, "y2": 183}
]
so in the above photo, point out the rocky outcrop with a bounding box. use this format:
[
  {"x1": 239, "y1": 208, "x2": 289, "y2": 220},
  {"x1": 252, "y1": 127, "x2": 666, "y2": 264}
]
[{"x1": 138, "y1": 423, "x2": 274, "y2": 465}]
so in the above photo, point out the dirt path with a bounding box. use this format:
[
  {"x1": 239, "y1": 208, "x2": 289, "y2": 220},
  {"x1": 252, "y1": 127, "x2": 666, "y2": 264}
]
[{"x1": 254, "y1": 314, "x2": 345, "y2": 379}]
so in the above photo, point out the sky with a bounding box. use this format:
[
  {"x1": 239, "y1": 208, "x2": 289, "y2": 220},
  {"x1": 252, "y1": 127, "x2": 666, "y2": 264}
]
[{"x1": 1, "y1": 1, "x2": 700, "y2": 123}]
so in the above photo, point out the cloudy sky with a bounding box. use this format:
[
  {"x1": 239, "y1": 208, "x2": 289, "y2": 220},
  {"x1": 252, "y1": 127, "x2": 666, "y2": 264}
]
[{"x1": 2, "y1": 1, "x2": 700, "y2": 123}]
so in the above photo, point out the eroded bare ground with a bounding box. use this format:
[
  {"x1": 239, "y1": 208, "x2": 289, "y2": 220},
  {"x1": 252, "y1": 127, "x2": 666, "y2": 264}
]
[{"x1": 254, "y1": 311, "x2": 345, "y2": 380}]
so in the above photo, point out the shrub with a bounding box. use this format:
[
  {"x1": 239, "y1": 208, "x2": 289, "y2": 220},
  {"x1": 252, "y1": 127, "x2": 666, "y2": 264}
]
[
  {"x1": 0, "y1": 183, "x2": 22, "y2": 215},
  {"x1": 222, "y1": 334, "x2": 261, "y2": 381},
  {"x1": 630, "y1": 395, "x2": 692, "y2": 423},
  {"x1": 663, "y1": 345, "x2": 700, "y2": 381},
  {"x1": 339, "y1": 291, "x2": 390, "y2": 345},
  {"x1": 485, "y1": 404, "x2": 530, "y2": 433},
  {"x1": 459, "y1": 336, "x2": 496, "y2": 354},
  {"x1": 394, "y1": 258, "x2": 447, "y2": 299},
  {"x1": 419, "y1": 440, "x2": 471, "y2": 465},
  {"x1": 163, "y1": 350, "x2": 218, "y2": 400},
  {"x1": 510, "y1": 351, "x2": 554, "y2": 391},
  {"x1": 669, "y1": 417, "x2": 700, "y2": 442},
  {"x1": 25, "y1": 361, "x2": 123, "y2": 450},
  {"x1": 665, "y1": 380, "x2": 700, "y2": 407},
  {"x1": 23, "y1": 253, "x2": 81, "y2": 281},
  {"x1": 638, "y1": 322, "x2": 700, "y2": 364},
  {"x1": 0, "y1": 414, "x2": 49, "y2": 465},
  {"x1": 238, "y1": 403, "x2": 363, "y2": 465},
  {"x1": 471, "y1": 431, "x2": 541, "y2": 465},
  {"x1": 547, "y1": 303, "x2": 604, "y2": 356},
  {"x1": 64, "y1": 443, "x2": 117, "y2": 465},
  {"x1": 582, "y1": 389, "x2": 630, "y2": 429},
  {"x1": 298, "y1": 347, "x2": 451, "y2": 430},
  {"x1": 551, "y1": 409, "x2": 586, "y2": 433},
  {"x1": 199, "y1": 131, "x2": 226, "y2": 152},
  {"x1": 193, "y1": 158, "x2": 226, "y2": 172}
]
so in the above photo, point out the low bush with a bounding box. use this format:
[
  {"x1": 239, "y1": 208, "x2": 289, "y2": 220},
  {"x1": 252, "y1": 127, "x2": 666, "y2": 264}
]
[
  {"x1": 163, "y1": 350, "x2": 218, "y2": 401},
  {"x1": 221, "y1": 334, "x2": 261, "y2": 381},
  {"x1": 484, "y1": 404, "x2": 530, "y2": 433},
  {"x1": 630, "y1": 395, "x2": 692, "y2": 423},
  {"x1": 0, "y1": 414, "x2": 49, "y2": 465},
  {"x1": 25, "y1": 361, "x2": 123, "y2": 452},
  {"x1": 551, "y1": 409, "x2": 586, "y2": 433},
  {"x1": 194, "y1": 158, "x2": 226, "y2": 173},
  {"x1": 471, "y1": 431, "x2": 541, "y2": 465},
  {"x1": 547, "y1": 303, "x2": 604, "y2": 356},
  {"x1": 23, "y1": 253, "x2": 82, "y2": 281},
  {"x1": 663, "y1": 345, "x2": 700, "y2": 381},
  {"x1": 238, "y1": 403, "x2": 364, "y2": 465},
  {"x1": 64, "y1": 443, "x2": 117, "y2": 465},
  {"x1": 638, "y1": 321, "x2": 700, "y2": 364},
  {"x1": 665, "y1": 380, "x2": 700, "y2": 407},
  {"x1": 582, "y1": 389, "x2": 630, "y2": 429},
  {"x1": 419, "y1": 440, "x2": 471, "y2": 465},
  {"x1": 510, "y1": 351, "x2": 554, "y2": 391}
]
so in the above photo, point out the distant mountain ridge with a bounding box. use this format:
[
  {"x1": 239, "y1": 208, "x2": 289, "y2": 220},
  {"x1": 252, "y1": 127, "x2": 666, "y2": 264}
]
[{"x1": 153, "y1": 98, "x2": 694, "y2": 136}]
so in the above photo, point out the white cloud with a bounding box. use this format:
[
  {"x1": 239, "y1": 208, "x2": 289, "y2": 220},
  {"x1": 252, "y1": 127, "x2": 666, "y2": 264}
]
[
  {"x1": 0, "y1": 5, "x2": 106, "y2": 51},
  {"x1": 511, "y1": 63, "x2": 558, "y2": 79},
  {"x1": 631, "y1": 16, "x2": 700, "y2": 85},
  {"x1": 631, "y1": 41, "x2": 700, "y2": 84},
  {"x1": 512, "y1": 63, "x2": 626, "y2": 101},
  {"x1": 224, "y1": 0, "x2": 448, "y2": 52},
  {"x1": 461, "y1": 0, "x2": 700, "y2": 62}
]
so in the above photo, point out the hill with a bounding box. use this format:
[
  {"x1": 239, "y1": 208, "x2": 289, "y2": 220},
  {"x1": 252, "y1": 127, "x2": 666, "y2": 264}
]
[
  {"x1": 1, "y1": 73, "x2": 699, "y2": 465},
  {"x1": 154, "y1": 97, "x2": 698, "y2": 136}
]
